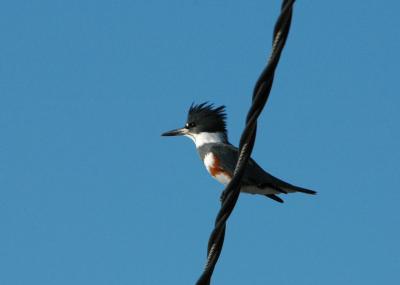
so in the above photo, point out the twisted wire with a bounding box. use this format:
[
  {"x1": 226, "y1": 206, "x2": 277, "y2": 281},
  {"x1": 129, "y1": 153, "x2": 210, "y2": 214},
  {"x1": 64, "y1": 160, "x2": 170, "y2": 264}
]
[{"x1": 195, "y1": 1, "x2": 296, "y2": 284}]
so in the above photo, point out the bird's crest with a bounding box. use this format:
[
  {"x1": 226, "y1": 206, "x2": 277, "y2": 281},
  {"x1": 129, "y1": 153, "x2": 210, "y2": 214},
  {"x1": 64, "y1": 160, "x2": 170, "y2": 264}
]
[{"x1": 187, "y1": 102, "x2": 227, "y2": 134}]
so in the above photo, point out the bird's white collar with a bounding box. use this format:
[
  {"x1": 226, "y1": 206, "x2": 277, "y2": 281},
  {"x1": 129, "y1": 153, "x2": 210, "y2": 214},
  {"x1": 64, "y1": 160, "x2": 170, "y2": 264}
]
[{"x1": 185, "y1": 132, "x2": 226, "y2": 148}]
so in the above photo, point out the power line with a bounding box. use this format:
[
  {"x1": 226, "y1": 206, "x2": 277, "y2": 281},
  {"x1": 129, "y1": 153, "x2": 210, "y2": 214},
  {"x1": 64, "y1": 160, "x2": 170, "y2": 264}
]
[{"x1": 195, "y1": 1, "x2": 296, "y2": 284}]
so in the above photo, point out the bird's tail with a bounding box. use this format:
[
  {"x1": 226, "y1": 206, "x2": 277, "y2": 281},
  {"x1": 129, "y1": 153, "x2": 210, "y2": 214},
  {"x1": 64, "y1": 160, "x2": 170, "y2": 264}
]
[
  {"x1": 258, "y1": 178, "x2": 316, "y2": 196},
  {"x1": 265, "y1": 172, "x2": 317, "y2": 195},
  {"x1": 286, "y1": 184, "x2": 316, "y2": 195},
  {"x1": 263, "y1": 184, "x2": 316, "y2": 203}
]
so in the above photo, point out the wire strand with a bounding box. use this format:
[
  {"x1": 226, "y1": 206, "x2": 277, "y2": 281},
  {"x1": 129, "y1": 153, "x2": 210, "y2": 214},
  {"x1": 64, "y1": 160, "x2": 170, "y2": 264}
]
[{"x1": 195, "y1": 1, "x2": 296, "y2": 284}]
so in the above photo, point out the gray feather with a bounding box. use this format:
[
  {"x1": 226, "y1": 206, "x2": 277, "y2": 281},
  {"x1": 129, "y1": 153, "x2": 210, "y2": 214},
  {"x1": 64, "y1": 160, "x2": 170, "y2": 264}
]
[{"x1": 197, "y1": 143, "x2": 316, "y2": 196}]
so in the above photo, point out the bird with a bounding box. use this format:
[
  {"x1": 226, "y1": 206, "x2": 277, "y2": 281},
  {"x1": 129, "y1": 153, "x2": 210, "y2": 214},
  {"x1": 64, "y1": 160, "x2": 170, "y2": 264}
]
[{"x1": 161, "y1": 102, "x2": 316, "y2": 203}]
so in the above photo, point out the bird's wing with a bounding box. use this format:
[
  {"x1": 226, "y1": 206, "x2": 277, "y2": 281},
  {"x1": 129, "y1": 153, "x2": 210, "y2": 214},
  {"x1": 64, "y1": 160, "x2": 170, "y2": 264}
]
[
  {"x1": 209, "y1": 144, "x2": 316, "y2": 195},
  {"x1": 207, "y1": 143, "x2": 261, "y2": 185},
  {"x1": 207, "y1": 143, "x2": 237, "y2": 176}
]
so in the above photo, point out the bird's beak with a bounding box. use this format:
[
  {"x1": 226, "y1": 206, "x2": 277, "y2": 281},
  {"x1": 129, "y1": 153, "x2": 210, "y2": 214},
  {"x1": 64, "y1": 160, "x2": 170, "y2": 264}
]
[{"x1": 161, "y1": 127, "x2": 188, "y2": 137}]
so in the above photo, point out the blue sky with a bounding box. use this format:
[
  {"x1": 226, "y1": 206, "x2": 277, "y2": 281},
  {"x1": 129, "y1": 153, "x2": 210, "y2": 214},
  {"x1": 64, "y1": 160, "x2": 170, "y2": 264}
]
[{"x1": 1, "y1": 1, "x2": 399, "y2": 284}]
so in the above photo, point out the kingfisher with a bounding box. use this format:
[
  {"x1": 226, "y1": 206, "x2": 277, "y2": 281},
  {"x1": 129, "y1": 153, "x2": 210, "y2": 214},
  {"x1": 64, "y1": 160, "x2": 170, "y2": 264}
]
[{"x1": 161, "y1": 102, "x2": 316, "y2": 203}]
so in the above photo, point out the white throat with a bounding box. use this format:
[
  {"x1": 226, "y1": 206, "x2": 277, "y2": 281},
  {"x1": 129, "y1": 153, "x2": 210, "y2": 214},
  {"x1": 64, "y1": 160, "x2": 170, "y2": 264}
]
[{"x1": 185, "y1": 132, "x2": 226, "y2": 148}]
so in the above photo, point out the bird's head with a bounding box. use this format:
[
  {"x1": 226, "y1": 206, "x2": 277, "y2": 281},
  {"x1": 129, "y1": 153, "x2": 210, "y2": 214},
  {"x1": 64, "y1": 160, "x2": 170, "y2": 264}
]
[{"x1": 162, "y1": 102, "x2": 228, "y2": 148}]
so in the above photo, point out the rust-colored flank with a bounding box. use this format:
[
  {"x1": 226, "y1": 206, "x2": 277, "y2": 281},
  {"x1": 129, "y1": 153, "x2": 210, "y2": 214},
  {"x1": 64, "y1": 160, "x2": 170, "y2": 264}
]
[{"x1": 209, "y1": 154, "x2": 232, "y2": 178}]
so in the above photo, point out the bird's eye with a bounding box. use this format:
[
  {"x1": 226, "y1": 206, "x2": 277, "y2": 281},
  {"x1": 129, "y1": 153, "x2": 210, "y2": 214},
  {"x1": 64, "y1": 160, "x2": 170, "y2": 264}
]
[{"x1": 186, "y1": 122, "x2": 196, "y2": 128}]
